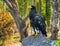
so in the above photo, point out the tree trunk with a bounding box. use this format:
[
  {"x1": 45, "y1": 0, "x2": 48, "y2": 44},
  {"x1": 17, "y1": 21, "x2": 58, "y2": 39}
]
[
  {"x1": 4, "y1": 0, "x2": 28, "y2": 42},
  {"x1": 39, "y1": 0, "x2": 41, "y2": 15},
  {"x1": 50, "y1": 0, "x2": 59, "y2": 40},
  {"x1": 32, "y1": 0, "x2": 35, "y2": 5},
  {"x1": 58, "y1": 0, "x2": 60, "y2": 30}
]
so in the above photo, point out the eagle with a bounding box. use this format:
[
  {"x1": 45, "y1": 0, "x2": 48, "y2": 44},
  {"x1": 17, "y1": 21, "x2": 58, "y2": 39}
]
[{"x1": 27, "y1": 5, "x2": 47, "y2": 37}]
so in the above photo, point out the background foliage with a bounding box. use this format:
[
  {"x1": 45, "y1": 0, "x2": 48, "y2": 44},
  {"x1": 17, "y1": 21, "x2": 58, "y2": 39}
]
[{"x1": 0, "y1": 0, "x2": 60, "y2": 46}]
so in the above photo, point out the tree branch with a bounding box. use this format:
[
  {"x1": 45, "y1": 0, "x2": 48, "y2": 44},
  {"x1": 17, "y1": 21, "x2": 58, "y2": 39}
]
[
  {"x1": 4, "y1": 0, "x2": 13, "y2": 9},
  {"x1": 23, "y1": 16, "x2": 28, "y2": 22},
  {"x1": 4, "y1": 0, "x2": 23, "y2": 21},
  {"x1": 4, "y1": 0, "x2": 28, "y2": 41}
]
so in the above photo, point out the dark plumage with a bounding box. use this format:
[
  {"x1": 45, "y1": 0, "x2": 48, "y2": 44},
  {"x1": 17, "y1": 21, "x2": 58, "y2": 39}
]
[{"x1": 28, "y1": 5, "x2": 47, "y2": 37}]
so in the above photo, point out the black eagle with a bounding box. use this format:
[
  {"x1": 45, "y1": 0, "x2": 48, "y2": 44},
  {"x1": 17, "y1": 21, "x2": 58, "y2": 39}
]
[{"x1": 28, "y1": 5, "x2": 47, "y2": 37}]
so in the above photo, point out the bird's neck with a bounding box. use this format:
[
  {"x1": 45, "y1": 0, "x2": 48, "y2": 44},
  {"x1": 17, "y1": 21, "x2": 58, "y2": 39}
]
[
  {"x1": 30, "y1": 9, "x2": 36, "y2": 15},
  {"x1": 29, "y1": 9, "x2": 37, "y2": 20}
]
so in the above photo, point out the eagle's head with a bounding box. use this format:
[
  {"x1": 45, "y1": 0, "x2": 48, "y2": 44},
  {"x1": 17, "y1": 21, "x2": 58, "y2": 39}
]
[
  {"x1": 31, "y1": 5, "x2": 36, "y2": 10},
  {"x1": 27, "y1": 5, "x2": 36, "y2": 20},
  {"x1": 27, "y1": 5, "x2": 36, "y2": 10}
]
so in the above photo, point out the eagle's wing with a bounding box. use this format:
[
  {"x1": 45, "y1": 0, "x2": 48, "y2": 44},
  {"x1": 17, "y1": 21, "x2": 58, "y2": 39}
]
[
  {"x1": 33, "y1": 14, "x2": 46, "y2": 34},
  {"x1": 34, "y1": 14, "x2": 46, "y2": 28}
]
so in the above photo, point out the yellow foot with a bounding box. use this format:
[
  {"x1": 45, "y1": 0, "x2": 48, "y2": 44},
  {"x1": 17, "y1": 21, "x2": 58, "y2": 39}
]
[{"x1": 32, "y1": 33, "x2": 39, "y2": 36}]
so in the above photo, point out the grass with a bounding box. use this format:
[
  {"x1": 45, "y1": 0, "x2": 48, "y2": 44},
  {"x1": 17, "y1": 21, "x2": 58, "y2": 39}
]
[{"x1": 55, "y1": 37, "x2": 60, "y2": 46}]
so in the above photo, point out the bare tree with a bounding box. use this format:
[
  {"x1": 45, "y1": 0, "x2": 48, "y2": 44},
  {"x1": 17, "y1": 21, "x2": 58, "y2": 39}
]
[
  {"x1": 4, "y1": 0, "x2": 28, "y2": 42},
  {"x1": 50, "y1": 0, "x2": 59, "y2": 40}
]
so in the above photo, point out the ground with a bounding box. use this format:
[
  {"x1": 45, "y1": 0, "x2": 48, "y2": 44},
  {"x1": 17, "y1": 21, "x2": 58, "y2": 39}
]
[{"x1": 2, "y1": 42, "x2": 21, "y2": 46}]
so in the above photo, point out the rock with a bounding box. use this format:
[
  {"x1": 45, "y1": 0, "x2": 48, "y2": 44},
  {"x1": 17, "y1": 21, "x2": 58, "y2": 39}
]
[{"x1": 22, "y1": 35, "x2": 56, "y2": 46}]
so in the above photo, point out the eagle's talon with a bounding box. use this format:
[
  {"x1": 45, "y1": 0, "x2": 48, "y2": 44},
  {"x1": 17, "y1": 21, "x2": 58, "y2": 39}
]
[{"x1": 32, "y1": 33, "x2": 39, "y2": 36}]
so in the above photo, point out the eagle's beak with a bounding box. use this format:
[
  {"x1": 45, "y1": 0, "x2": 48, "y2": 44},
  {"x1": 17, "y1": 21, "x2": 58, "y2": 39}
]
[{"x1": 27, "y1": 5, "x2": 32, "y2": 9}]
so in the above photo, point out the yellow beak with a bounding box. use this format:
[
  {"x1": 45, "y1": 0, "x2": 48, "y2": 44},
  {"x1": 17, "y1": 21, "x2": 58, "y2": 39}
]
[{"x1": 27, "y1": 5, "x2": 32, "y2": 9}]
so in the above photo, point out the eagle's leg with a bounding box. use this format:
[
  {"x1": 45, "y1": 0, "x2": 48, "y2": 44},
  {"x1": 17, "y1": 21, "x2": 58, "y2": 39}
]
[
  {"x1": 34, "y1": 32, "x2": 39, "y2": 36},
  {"x1": 32, "y1": 28, "x2": 39, "y2": 36},
  {"x1": 32, "y1": 31, "x2": 36, "y2": 36},
  {"x1": 34, "y1": 28, "x2": 39, "y2": 36},
  {"x1": 31, "y1": 27, "x2": 36, "y2": 36}
]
